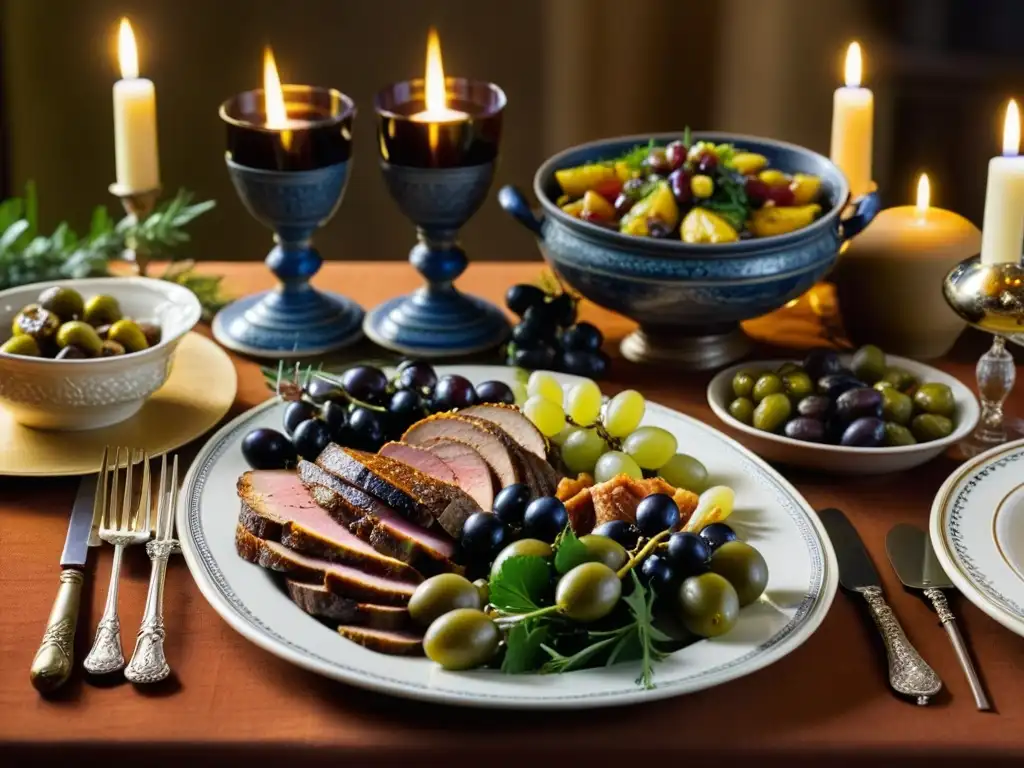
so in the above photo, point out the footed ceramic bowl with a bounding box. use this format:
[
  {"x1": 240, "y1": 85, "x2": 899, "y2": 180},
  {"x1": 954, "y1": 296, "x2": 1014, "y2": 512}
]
[
  {"x1": 0, "y1": 277, "x2": 202, "y2": 431},
  {"x1": 500, "y1": 132, "x2": 880, "y2": 370}
]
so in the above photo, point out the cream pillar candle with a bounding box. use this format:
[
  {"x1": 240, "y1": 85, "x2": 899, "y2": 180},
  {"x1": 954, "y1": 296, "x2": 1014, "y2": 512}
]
[
  {"x1": 113, "y1": 18, "x2": 159, "y2": 192},
  {"x1": 830, "y1": 42, "x2": 874, "y2": 199},
  {"x1": 980, "y1": 99, "x2": 1024, "y2": 265}
]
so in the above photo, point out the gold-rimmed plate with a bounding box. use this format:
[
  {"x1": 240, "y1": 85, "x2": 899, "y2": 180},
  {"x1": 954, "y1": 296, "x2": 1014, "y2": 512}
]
[
  {"x1": 930, "y1": 438, "x2": 1024, "y2": 638},
  {"x1": 0, "y1": 332, "x2": 237, "y2": 477}
]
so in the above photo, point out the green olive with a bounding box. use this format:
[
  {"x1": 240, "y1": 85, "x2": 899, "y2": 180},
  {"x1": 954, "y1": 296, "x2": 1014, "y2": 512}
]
[
  {"x1": 728, "y1": 397, "x2": 755, "y2": 424},
  {"x1": 0, "y1": 335, "x2": 40, "y2": 356},
  {"x1": 578, "y1": 534, "x2": 629, "y2": 571},
  {"x1": 55, "y1": 344, "x2": 89, "y2": 360},
  {"x1": 911, "y1": 413, "x2": 954, "y2": 443},
  {"x1": 423, "y1": 608, "x2": 500, "y2": 670},
  {"x1": 555, "y1": 562, "x2": 622, "y2": 622},
  {"x1": 880, "y1": 387, "x2": 913, "y2": 426},
  {"x1": 883, "y1": 422, "x2": 917, "y2": 447},
  {"x1": 730, "y1": 371, "x2": 754, "y2": 399},
  {"x1": 881, "y1": 367, "x2": 918, "y2": 393},
  {"x1": 709, "y1": 541, "x2": 769, "y2": 606},
  {"x1": 12, "y1": 304, "x2": 60, "y2": 343},
  {"x1": 752, "y1": 392, "x2": 792, "y2": 433},
  {"x1": 100, "y1": 340, "x2": 127, "y2": 357},
  {"x1": 82, "y1": 294, "x2": 122, "y2": 327},
  {"x1": 107, "y1": 319, "x2": 149, "y2": 353},
  {"x1": 38, "y1": 285, "x2": 85, "y2": 322},
  {"x1": 677, "y1": 572, "x2": 740, "y2": 638},
  {"x1": 752, "y1": 373, "x2": 784, "y2": 402},
  {"x1": 782, "y1": 371, "x2": 814, "y2": 400},
  {"x1": 408, "y1": 574, "x2": 482, "y2": 627},
  {"x1": 851, "y1": 344, "x2": 887, "y2": 384},
  {"x1": 472, "y1": 578, "x2": 489, "y2": 605},
  {"x1": 873, "y1": 380, "x2": 895, "y2": 391},
  {"x1": 776, "y1": 362, "x2": 804, "y2": 376},
  {"x1": 137, "y1": 320, "x2": 162, "y2": 347},
  {"x1": 913, "y1": 383, "x2": 955, "y2": 418},
  {"x1": 55, "y1": 321, "x2": 103, "y2": 357},
  {"x1": 490, "y1": 539, "x2": 553, "y2": 579}
]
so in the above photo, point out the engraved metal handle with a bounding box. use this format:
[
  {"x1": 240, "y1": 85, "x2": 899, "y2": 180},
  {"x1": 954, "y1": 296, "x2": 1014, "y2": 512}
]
[
  {"x1": 857, "y1": 586, "x2": 943, "y2": 705},
  {"x1": 124, "y1": 539, "x2": 174, "y2": 683},
  {"x1": 924, "y1": 588, "x2": 990, "y2": 711},
  {"x1": 30, "y1": 569, "x2": 84, "y2": 692},
  {"x1": 83, "y1": 543, "x2": 128, "y2": 674}
]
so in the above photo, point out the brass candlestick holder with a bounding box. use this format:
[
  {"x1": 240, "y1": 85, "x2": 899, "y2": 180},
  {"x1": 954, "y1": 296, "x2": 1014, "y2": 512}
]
[
  {"x1": 943, "y1": 256, "x2": 1024, "y2": 457},
  {"x1": 109, "y1": 183, "x2": 161, "y2": 276}
]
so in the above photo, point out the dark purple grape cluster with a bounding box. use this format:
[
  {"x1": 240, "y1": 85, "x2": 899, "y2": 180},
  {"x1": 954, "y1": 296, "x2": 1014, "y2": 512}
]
[
  {"x1": 504, "y1": 283, "x2": 609, "y2": 379},
  {"x1": 241, "y1": 362, "x2": 516, "y2": 470}
]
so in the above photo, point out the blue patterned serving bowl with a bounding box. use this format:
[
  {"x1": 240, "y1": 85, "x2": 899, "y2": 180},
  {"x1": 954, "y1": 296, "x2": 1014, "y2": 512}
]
[{"x1": 499, "y1": 132, "x2": 879, "y2": 369}]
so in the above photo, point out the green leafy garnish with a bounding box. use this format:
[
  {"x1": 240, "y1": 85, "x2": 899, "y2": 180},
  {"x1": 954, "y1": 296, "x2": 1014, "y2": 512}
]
[
  {"x1": 703, "y1": 171, "x2": 749, "y2": 232},
  {"x1": 609, "y1": 139, "x2": 655, "y2": 173},
  {"x1": 553, "y1": 526, "x2": 591, "y2": 574},
  {"x1": 683, "y1": 126, "x2": 692, "y2": 148},
  {"x1": 489, "y1": 555, "x2": 551, "y2": 614},
  {"x1": 502, "y1": 618, "x2": 550, "y2": 674},
  {"x1": 621, "y1": 571, "x2": 672, "y2": 689}
]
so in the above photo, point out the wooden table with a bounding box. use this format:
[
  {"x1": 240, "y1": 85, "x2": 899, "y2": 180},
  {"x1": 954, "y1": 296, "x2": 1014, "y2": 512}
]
[{"x1": 2, "y1": 262, "x2": 1023, "y2": 767}]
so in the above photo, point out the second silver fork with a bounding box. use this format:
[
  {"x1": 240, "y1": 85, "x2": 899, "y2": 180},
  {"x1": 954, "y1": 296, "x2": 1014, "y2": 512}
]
[{"x1": 83, "y1": 447, "x2": 152, "y2": 675}]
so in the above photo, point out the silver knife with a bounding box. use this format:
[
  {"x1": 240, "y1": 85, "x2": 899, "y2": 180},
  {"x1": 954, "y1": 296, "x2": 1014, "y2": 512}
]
[
  {"x1": 887, "y1": 523, "x2": 991, "y2": 711},
  {"x1": 819, "y1": 508, "x2": 942, "y2": 705},
  {"x1": 30, "y1": 464, "x2": 104, "y2": 692}
]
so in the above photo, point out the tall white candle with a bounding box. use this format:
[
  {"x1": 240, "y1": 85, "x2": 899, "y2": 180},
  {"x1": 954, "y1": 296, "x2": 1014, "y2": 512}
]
[
  {"x1": 980, "y1": 99, "x2": 1024, "y2": 265},
  {"x1": 830, "y1": 42, "x2": 874, "y2": 199},
  {"x1": 113, "y1": 19, "x2": 159, "y2": 192}
]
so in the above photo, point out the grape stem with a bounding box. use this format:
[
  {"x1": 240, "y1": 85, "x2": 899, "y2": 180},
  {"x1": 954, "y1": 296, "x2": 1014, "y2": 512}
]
[
  {"x1": 564, "y1": 415, "x2": 620, "y2": 450},
  {"x1": 617, "y1": 530, "x2": 671, "y2": 579},
  {"x1": 493, "y1": 604, "x2": 561, "y2": 627}
]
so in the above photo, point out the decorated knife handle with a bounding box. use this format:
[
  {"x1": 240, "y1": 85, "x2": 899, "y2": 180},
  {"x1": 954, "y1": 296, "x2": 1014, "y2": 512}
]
[
  {"x1": 857, "y1": 586, "x2": 942, "y2": 705},
  {"x1": 124, "y1": 539, "x2": 174, "y2": 684},
  {"x1": 30, "y1": 569, "x2": 84, "y2": 692},
  {"x1": 923, "y1": 588, "x2": 990, "y2": 711}
]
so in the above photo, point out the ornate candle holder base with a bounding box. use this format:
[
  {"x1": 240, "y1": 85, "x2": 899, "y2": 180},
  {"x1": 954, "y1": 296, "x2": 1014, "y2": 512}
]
[
  {"x1": 109, "y1": 184, "x2": 161, "y2": 276},
  {"x1": 943, "y1": 257, "x2": 1024, "y2": 457}
]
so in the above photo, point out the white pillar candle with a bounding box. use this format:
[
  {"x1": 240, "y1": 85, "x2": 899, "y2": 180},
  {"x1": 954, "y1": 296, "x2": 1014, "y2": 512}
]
[
  {"x1": 830, "y1": 42, "x2": 874, "y2": 200},
  {"x1": 980, "y1": 99, "x2": 1024, "y2": 265},
  {"x1": 113, "y1": 18, "x2": 159, "y2": 192}
]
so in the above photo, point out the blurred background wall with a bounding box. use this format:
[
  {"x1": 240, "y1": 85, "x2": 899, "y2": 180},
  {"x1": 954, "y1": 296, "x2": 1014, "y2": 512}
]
[{"x1": 2, "y1": 0, "x2": 1022, "y2": 269}]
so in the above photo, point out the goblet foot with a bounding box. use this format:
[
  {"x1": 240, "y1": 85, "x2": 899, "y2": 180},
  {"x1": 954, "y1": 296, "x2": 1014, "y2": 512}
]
[
  {"x1": 953, "y1": 418, "x2": 1024, "y2": 460},
  {"x1": 620, "y1": 324, "x2": 752, "y2": 370},
  {"x1": 212, "y1": 288, "x2": 364, "y2": 358},
  {"x1": 363, "y1": 287, "x2": 508, "y2": 358}
]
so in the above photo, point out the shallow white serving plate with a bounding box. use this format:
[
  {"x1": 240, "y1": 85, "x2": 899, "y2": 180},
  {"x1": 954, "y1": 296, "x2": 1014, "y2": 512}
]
[
  {"x1": 930, "y1": 438, "x2": 1024, "y2": 638},
  {"x1": 178, "y1": 365, "x2": 837, "y2": 709},
  {"x1": 707, "y1": 355, "x2": 979, "y2": 475}
]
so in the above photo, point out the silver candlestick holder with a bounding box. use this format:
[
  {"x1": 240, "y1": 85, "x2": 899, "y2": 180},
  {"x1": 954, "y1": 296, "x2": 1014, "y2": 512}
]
[
  {"x1": 109, "y1": 183, "x2": 161, "y2": 276},
  {"x1": 943, "y1": 256, "x2": 1024, "y2": 457}
]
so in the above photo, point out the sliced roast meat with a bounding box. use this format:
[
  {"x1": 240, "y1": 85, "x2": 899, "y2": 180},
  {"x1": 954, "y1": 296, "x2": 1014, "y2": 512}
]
[
  {"x1": 297, "y1": 460, "x2": 459, "y2": 576},
  {"x1": 421, "y1": 438, "x2": 495, "y2": 511},
  {"x1": 316, "y1": 445, "x2": 480, "y2": 539},
  {"x1": 378, "y1": 442, "x2": 457, "y2": 485},
  {"x1": 523, "y1": 452, "x2": 562, "y2": 496},
  {"x1": 337, "y1": 625, "x2": 423, "y2": 656},
  {"x1": 461, "y1": 403, "x2": 547, "y2": 460},
  {"x1": 402, "y1": 413, "x2": 523, "y2": 489},
  {"x1": 237, "y1": 470, "x2": 420, "y2": 582},
  {"x1": 286, "y1": 580, "x2": 410, "y2": 630},
  {"x1": 235, "y1": 526, "x2": 416, "y2": 606}
]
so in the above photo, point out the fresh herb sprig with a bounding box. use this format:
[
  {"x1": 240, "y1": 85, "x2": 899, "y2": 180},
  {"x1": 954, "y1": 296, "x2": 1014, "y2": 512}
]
[
  {"x1": 607, "y1": 139, "x2": 655, "y2": 173},
  {"x1": 703, "y1": 170, "x2": 749, "y2": 232}
]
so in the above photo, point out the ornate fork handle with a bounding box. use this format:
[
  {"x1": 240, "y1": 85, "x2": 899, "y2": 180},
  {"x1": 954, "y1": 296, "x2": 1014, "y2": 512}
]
[
  {"x1": 83, "y1": 540, "x2": 132, "y2": 674},
  {"x1": 857, "y1": 586, "x2": 942, "y2": 705},
  {"x1": 124, "y1": 539, "x2": 175, "y2": 684}
]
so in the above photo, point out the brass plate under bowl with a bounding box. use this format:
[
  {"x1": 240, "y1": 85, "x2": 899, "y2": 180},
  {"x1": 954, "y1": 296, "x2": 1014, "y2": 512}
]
[{"x1": 0, "y1": 332, "x2": 237, "y2": 477}]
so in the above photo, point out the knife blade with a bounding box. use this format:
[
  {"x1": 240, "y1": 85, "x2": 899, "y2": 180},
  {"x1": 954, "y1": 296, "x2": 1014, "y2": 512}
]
[
  {"x1": 819, "y1": 508, "x2": 942, "y2": 704},
  {"x1": 30, "y1": 453, "x2": 107, "y2": 692},
  {"x1": 886, "y1": 523, "x2": 990, "y2": 711}
]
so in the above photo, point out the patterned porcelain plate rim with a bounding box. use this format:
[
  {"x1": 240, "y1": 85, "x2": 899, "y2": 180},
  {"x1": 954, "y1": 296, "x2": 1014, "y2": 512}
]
[
  {"x1": 930, "y1": 438, "x2": 1024, "y2": 638},
  {"x1": 177, "y1": 365, "x2": 838, "y2": 709}
]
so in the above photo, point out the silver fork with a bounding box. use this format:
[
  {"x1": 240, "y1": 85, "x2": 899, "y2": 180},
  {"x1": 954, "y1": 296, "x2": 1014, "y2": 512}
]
[
  {"x1": 83, "y1": 447, "x2": 152, "y2": 675},
  {"x1": 125, "y1": 453, "x2": 178, "y2": 684}
]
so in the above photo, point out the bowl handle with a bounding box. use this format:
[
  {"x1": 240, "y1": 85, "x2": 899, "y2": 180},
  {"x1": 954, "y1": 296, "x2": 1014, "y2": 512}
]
[
  {"x1": 498, "y1": 185, "x2": 545, "y2": 238},
  {"x1": 839, "y1": 189, "x2": 882, "y2": 242}
]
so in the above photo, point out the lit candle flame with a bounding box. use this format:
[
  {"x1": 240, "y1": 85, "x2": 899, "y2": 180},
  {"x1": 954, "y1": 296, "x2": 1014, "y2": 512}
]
[
  {"x1": 118, "y1": 18, "x2": 139, "y2": 79},
  {"x1": 844, "y1": 42, "x2": 862, "y2": 88},
  {"x1": 263, "y1": 46, "x2": 289, "y2": 130},
  {"x1": 412, "y1": 28, "x2": 467, "y2": 123},
  {"x1": 915, "y1": 173, "x2": 930, "y2": 214},
  {"x1": 1002, "y1": 99, "x2": 1020, "y2": 157}
]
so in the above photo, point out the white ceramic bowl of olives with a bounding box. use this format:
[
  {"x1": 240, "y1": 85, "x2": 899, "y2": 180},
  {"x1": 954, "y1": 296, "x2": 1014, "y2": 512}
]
[
  {"x1": 706, "y1": 347, "x2": 980, "y2": 474},
  {"x1": 0, "y1": 277, "x2": 201, "y2": 431}
]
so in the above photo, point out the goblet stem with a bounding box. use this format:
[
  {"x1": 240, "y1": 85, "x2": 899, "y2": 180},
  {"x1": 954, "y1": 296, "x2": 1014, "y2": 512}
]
[{"x1": 975, "y1": 335, "x2": 1014, "y2": 445}]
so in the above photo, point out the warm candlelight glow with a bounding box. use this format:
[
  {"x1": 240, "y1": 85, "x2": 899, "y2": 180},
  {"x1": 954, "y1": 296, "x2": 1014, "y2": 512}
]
[
  {"x1": 916, "y1": 173, "x2": 930, "y2": 214},
  {"x1": 411, "y1": 28, "x2": 467, "y2": 123},
  {"x1": 844, "y1": 42, "x2": 862, "y2": 88},
  {"x1": 262, "y1": 46, "x2": 288, "y2": 129},
  {"x1": 1002, "y1": 99, "x2": 1020, "y2": 157},
  {"x1": 118, "y1": 18, "x2": 139, "y2": 79}
]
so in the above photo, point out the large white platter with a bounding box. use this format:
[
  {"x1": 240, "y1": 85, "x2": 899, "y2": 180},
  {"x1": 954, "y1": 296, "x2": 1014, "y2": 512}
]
[
  {"x1": 931, "y1": 438, "x2": 1024, "y2": 638},
  {"x1": 177, "y1": 365, "x2": 838, "y2": 709}
]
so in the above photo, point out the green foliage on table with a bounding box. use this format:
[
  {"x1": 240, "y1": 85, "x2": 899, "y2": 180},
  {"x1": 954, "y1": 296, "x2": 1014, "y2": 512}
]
[{"x1": 0, "y1": 181, "x2": 226, "y2": 318}]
